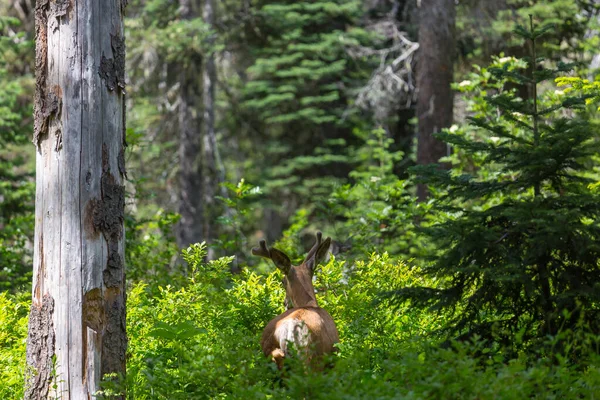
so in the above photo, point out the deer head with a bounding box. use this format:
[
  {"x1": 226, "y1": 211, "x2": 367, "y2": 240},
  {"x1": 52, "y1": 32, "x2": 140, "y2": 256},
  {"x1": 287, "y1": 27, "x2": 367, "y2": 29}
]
[{"x1": 252, "y1": 231, "x2": 331, "y2": 309}]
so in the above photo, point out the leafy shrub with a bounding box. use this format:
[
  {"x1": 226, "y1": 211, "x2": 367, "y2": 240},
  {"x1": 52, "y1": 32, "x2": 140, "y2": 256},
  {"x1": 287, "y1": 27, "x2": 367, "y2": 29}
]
[
  {"x1": 0, "y1": 292, "x2": 28, "y2": 399},
  {"x1": 119, "y1": 246, "x2": 600, "y2": 398},
  {"x1": 125, "y1": 208, "x2": 182, "y2": 289},
  {"x1": 324, "y1": 128, "x2": 428, "y2": 259},
  {"x1": 0, "y1": 15, "x2": 35, "y2": 293},
  {"x1": 121, "y1": 244, "x2": 440, "y2": 398},
  {"x1": 2, "y1": 247, "x2": 600, "y2": 398}
]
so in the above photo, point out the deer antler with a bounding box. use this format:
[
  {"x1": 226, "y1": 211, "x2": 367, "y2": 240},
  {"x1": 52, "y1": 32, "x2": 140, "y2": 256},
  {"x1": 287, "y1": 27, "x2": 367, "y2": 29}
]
[
  {"x1": 251, "y1": 240, "x2": 271, "y2": 259},
  {"x1": 304, "y1": 231, "x2": 332, "y2": 274},
  {"x1": 303, "y1": 231, "x2": 323, "y2": 264},
  {"x1": 252, "y1": 239, "x2": 292, "y2": 273}
]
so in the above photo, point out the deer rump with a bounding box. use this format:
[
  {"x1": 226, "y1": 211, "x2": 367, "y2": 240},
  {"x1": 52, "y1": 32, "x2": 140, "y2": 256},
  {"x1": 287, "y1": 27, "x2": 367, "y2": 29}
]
[{"x1": 261, "y1": 307, "x2": 339, "y2": 367}]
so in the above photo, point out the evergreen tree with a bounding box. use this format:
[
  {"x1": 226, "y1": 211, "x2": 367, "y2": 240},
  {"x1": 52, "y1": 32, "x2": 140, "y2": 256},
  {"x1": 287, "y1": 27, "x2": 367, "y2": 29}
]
[
  {"x1": 396, "y1": 16, "x2": 600, "y2": 352},
  {"x1": 457, "y1": 0, "x2": 598, "y2": 64},
  {"x1": 325, "y1": 127, "x2": 423, "y2": 257},
  {"x1": 241, "y1": 0, "x2": 375, "y2": 236}
]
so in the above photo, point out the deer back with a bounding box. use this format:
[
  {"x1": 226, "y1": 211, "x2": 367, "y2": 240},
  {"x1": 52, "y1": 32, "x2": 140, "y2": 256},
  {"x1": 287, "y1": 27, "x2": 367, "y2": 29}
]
[{"x1": 260, "y1": 307, "x2": 339, "y2": 359}]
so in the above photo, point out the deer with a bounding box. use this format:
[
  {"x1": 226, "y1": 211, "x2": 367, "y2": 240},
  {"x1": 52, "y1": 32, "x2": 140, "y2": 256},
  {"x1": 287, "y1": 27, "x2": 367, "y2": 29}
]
[{"x1": 252, "y1": 232, "x2": 339, "y2": 370}]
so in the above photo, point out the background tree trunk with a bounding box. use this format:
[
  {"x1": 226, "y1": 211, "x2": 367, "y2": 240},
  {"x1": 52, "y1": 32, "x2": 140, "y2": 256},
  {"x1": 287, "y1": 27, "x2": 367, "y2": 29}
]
[
  {"x1": 177, "y1": 0, "x2": 205, "y2": 250},
  {"x1": 177, "y1": 0, "x2": 222, "y2": 259},
  {"x1": 26, "y1": 0, "x2": 127, "y2": 398},
  {"x1": 416, "y1": 0, "x2": 455, "y2": 201},
  {"x1": 202, "y1": 0, "x2": 220, "y2": 260}
]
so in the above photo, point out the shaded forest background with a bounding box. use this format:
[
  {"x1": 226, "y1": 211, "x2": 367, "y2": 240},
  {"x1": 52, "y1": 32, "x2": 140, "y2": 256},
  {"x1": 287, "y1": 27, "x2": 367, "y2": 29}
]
[
  {"x1": 2, "y1": 0, "x2": 600, "y2": 398},
  {"x1": 3, "y1": 0, "x2": 599, "y2": 284}
]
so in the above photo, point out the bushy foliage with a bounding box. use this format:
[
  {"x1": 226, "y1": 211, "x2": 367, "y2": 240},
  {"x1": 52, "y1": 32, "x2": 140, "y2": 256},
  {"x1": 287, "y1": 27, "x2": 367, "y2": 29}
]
[
  {"x1": 2, "y1": 247, "x2": 600, "y2": 398},
  {"x1": 457, "y1": 0, "x2": 598, "y2": 63},
  {"x1": 0, "y1": 14, "x2": 35, "y2": 292},
  {"x1": 214, "y1": 179, "x2": 263, "y2": 269},
  {"x1": 324, "y1": 127, "x2": 426, "y2": 258},
  {"x1": 120, "y1": 244, "x2": 436, "y2": 398},
  {"x1": 0, "y1": 292, "x2": 28, "y2": 399},
  {"x1": 125, "y1": 208, "x2": 182, "y2": 289}
]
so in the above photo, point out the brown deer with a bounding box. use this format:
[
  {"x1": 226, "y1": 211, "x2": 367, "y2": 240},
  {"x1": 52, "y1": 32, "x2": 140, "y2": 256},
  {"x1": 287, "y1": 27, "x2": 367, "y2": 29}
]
[{"x1": 252, "y1": 232, "x2": 339, "y2": 369}]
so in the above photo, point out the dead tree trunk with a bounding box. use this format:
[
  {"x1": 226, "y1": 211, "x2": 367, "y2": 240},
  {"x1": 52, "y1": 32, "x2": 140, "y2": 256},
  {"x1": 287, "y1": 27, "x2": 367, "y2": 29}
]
[
  {"x1": 26, "y1": 0, "x2": 127, "y2": 398},
  {"x1": 416, "y1": 0, "x2": 455, "y2": 201}
]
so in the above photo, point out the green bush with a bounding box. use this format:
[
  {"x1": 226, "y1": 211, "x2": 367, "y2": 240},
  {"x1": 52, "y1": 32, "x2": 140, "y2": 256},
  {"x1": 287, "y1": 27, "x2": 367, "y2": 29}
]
[
  {"x1": 0, "y1": 15, "x2": 35, "y2": 293},
  {"x1": 0, "y1": 292, "x2": 28, "y2": 399},
  {"x1": 2, "y1": 247, "x2": 600, "y2": 398},
  {"x1": 324, "y1": 128, "x2": 427, "y2": 259},
  {"x1": 122, "y1": 245, "x2": 436, "y2": 399}
]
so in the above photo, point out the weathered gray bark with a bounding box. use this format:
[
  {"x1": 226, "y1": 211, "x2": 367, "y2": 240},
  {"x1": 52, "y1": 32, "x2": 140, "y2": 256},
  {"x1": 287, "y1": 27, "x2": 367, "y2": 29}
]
[
  {"x1": 27, "y1": 0, "x2": 127, "y2": 398},
  {"x1": 415, "y1": 0, "x2": 455, "y2": 201}
]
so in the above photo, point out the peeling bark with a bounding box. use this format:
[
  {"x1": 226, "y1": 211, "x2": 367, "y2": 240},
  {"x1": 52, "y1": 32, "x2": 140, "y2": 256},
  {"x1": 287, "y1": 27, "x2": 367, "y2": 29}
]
[
  {"x1": 93, "y1": 146, "x2": 125, "y2": 288},
  {"x1": 101, "y1": 288, "x2": 127, "y2": 379},
  {"x1": 82, "y1": 288, "x2": 126, "y2": 386},
  {"x1": 111, "y1": 34, "x2": 126, "y2": 91},
  {"x1": 83, "y1": 288, "x2": 104, "y2": 332},
  {"x1": 33, "y1": 0, "x2": 49, "y2": 147},
  {"x1": 82, "y1": 288, "x2": 102, "y2": 396},
  {"x1": 118, "y1": 147, "x2": 127, "y2": 178},
  {"x1": 25, "y1": 295, "x2": 55, "y2": 400},
  {"x1": 94, "y1": 147, "x2": 127, "y2": 383},
  {"x1": 98, "y1": 34, "x2": 126, "y2": 92},
  {"x1": 48, "y1": 0, "x2": 71, "y2": 32},
  {"x1": 94, "y1": 174, "x2": 124, "y2": 243}
]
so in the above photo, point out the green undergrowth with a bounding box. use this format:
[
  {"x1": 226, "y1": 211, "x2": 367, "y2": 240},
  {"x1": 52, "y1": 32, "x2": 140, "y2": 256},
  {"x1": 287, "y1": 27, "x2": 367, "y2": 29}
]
[
  {"x1": 0, "y1": 292, "x2": 28, "y2": 399},
  {"x1": 2, "y1": 247, "x2": 599, "y2": 398}
]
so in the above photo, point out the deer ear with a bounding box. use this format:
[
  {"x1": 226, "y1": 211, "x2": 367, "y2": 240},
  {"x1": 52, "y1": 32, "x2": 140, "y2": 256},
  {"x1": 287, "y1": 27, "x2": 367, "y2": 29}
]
[
  {"x1": 308, "y1": 237, "x2": 331, "y2": 274},
  {"x1": 269, "y1": 248, "x2": 292, "y2": 274}
]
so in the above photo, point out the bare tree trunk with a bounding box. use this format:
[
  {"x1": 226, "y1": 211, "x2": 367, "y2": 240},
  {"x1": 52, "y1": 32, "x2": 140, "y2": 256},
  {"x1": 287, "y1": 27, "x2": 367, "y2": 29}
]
[
  {"x1": 416, "y1": 0, "x2": 455, "y2": 201},
  {"x1": 202, "y1": 0, "x2": 220, "y2": 260},
  {"x1": 27, "y1": 0, "x2": 127, "y2": 398},
  {"x1": 177, "y1": 0, "x2": 205, "y2": 250},
  {"x1": 588, "y1": 12, "x2": 600, "y2": 78},
  {"x1": 177, "y1": 0, "x2": 223, "y2": 259}
]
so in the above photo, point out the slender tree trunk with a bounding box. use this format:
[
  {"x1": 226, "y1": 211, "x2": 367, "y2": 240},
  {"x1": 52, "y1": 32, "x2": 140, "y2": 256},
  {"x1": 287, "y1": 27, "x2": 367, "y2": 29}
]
[
  {"x1": 202, "y1": 0, "x2": 220, "y2": 260},
  {"x1": 27, "y1": 0, "x2": 127, "y2": 398},
  {"x1": 588, "y1": 12, "x2": 600, "y2": 78},
  {"x1": 177, "y1": 0, "x2": 205, "y2": 250},
  {"x1": 177, "y1": 0, "x2": 223, "y2": 259},
  {"x1": 416, "y1": 0, "x2": 455, "y2": 201}
]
